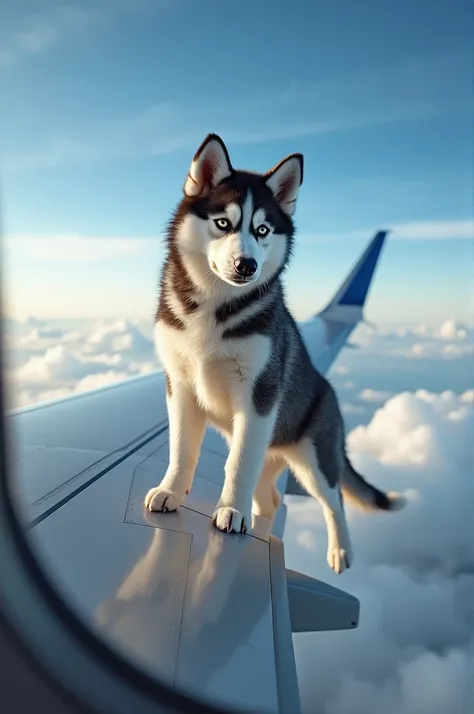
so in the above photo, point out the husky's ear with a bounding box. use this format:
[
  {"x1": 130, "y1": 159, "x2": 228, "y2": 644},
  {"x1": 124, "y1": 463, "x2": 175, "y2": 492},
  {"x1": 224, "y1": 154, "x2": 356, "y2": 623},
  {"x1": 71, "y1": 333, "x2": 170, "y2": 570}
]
[
  {"x1": 184, "y1": 134, "x2": 233, "y2": 197},
  {"x1": 264, "y1": 153, "x2": 303, "y2": 216}
]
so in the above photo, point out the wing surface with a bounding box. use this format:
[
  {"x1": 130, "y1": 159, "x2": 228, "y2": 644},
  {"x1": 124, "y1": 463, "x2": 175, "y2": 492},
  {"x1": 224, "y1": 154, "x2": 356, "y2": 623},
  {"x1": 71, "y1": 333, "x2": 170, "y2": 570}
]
[{"x1": 7, "y1": 230, "x2": 387, "y2": 712}]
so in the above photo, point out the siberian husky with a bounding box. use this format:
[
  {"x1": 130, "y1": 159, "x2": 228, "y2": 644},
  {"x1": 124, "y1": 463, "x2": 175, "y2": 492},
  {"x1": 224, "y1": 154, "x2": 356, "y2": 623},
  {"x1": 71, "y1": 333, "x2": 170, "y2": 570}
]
[{"x1": 145, "y1": 134, "x2": 405, "y2": 574}]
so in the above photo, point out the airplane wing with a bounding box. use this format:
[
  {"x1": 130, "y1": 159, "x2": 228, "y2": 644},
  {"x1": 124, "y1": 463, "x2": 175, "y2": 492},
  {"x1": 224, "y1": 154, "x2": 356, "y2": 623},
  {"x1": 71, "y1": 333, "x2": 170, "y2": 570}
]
[{"x1": 6, "y1": 231, "x2": 387, "y2": 714}]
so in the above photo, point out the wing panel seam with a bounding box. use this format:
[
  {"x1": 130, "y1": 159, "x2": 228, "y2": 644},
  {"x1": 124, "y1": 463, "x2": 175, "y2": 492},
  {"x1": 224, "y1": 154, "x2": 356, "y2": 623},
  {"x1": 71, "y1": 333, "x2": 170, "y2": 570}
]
[{"x1": 28, "y1": 422, "x2": 169, "y2": 530}]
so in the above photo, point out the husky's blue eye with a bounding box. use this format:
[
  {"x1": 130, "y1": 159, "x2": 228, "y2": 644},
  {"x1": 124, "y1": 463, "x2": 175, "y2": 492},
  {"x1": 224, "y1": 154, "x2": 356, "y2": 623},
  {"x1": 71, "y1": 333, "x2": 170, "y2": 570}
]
[
  {"x1": 256, "y1": 224, "x2": 270, "y2": 237},
  {"x1": 214, "y1": 218, "x2": 231, "y2": 231}
]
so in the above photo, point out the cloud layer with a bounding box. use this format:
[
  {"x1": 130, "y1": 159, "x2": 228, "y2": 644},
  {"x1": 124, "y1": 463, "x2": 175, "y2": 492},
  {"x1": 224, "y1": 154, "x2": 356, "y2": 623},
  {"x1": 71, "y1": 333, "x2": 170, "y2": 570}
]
[
  {"x1": 286, "y1": 387, "x2": 474, "y2": 714},
  {"x1": 4, "y1": 317, "x2": 156, "y2": 409},
  {"x1": 3, "y1": 315, "x2": 473, "y2": 714},
  {"x1": 5, "y1": 234, "x2": 156, "y2": 262},
  {"x1": 350, "y1": 319, "x2": 474, "y2": 360},
  {"x1": 302, "y1": 219, "x2": 474, "y2": 244}
]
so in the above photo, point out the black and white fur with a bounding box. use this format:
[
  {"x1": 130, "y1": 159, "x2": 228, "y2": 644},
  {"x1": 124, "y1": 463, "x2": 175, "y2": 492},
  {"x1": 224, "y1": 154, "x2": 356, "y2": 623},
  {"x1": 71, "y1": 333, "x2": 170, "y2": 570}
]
[{"x1": 145, "y1": 134, "x2": 405, "y2": 574}]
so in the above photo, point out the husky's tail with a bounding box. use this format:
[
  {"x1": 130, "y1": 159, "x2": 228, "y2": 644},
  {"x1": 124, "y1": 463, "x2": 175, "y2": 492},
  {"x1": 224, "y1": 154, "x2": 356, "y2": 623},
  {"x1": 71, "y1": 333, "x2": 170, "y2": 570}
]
[{"x1": 341, "y1": 456, "x2": 406, "y2": 512}]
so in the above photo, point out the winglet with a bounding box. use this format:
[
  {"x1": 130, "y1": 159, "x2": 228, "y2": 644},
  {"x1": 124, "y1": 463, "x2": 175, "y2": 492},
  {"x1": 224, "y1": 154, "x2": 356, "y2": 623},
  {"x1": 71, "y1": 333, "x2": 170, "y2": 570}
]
[{"x1": 322, "y1": 230, "x2": 388, "y2": 312}]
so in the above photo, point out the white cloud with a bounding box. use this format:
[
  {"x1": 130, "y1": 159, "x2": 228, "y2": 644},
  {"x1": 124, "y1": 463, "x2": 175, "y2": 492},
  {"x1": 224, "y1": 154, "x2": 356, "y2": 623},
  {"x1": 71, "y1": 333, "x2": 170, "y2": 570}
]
[
  {"x1": 460, "y1": 389, "x2": 474, "y2": 405},
  {"x1": 128, "y1": 360, "x2": 157, "y2": 375},
  {"x1": 74, "y1": 370, "x2": 135, "y2": 393},
  {"x1": 80, "y1": 352, "x2": 125, "y2": 367},
  {"x1": 359, "y1": 388, "x2": 392, "y2": 402},
  {"x1": 301, "y1": 218, "x2": 474, "y2": 245},
  {"x1": 285, "y1": 388, "x2": 474, "y2": 714},
  {"x1": 341, "y1": 404, "x2": 366, "y2": 415},
  {"x1": 17, "y1": 326, "x2": 79, "y2": 348},
  {"x1": 347, "y1": 389, "x2": 474, "y2": 470},
  {"x1": 12, "y1": 387, "x2": 73, "y2": 409},
  {"x1": 333, "y1": 366, "x2": 350, "y2": 375},
  {"x1": 16, "y1": 345, "x2": 94, "y2": 384},
  {"x1": 441, "y1": 344, "x2": 473, "y2": 358},
  {"x1": 436, "y1": 319, "x2": 470, "y2": 340},
  {"x1": 4, "y1": 318, "x2": 157, "y2": 409},
  {"x1": 5, "y1": 234, "x2": 156, "y2": 262},
  {"x1": 406, "y1": 341, "x2": 473, "y2": 360},
  {"x1": 349, "y1": 318, "x2": 474, "y2": 360},
  {"x1": 391, "y1": 219, "x2": 474, "y2": 241},
  {"x1": 85, "y1": 319, "x2": 155, "y2": 359},
  {"x1": 296, "y1": 530, "x2": 318, "y2": 551},
  {"x1": 324, "y1": 637, "x2": 473, "y2": 714}
]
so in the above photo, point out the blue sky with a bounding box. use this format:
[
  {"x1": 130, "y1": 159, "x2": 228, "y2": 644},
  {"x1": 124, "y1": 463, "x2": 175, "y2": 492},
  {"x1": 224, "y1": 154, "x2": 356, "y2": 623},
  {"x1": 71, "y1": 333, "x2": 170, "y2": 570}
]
[
  {"x1": 1, "y1": 0, "x2": 473, "y2": 323},
  {"x1": 1, "y1": 8, "x2": 473, "y2": 711}
]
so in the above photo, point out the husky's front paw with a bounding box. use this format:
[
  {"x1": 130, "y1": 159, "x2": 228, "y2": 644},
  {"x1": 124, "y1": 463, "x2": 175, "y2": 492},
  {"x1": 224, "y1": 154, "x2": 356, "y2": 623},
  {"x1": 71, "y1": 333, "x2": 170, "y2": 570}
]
[
  {"x1": 144, "y1": 487, "x2": 184, "y2": 513},
  {"x1": 327, "y1": 546, "x2": 353, "y2": 574},
  {"x1": 212, "y1": 506, "x2": 249, "y2": 534}
]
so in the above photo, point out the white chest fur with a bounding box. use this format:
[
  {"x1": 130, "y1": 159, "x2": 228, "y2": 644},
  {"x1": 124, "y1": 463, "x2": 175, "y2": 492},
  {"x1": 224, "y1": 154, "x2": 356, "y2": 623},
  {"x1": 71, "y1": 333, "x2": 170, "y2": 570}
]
[{"x1": 155, "y1": 312, "x2": 271, "y2": 421}]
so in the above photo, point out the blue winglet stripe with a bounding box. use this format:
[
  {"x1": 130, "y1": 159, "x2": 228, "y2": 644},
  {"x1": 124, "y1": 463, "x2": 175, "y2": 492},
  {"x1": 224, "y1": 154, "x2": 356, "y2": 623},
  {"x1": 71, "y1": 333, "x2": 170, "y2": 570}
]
[{"x1": 339, "y1": 231, "x2": 387, "y2": 307}]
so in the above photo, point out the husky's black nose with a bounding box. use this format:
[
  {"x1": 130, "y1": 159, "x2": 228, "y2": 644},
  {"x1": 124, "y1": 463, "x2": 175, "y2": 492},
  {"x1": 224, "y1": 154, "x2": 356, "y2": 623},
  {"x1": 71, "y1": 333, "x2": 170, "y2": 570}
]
[{"x1": 234, "y1": 257, "x2": 257, "y2": 277}]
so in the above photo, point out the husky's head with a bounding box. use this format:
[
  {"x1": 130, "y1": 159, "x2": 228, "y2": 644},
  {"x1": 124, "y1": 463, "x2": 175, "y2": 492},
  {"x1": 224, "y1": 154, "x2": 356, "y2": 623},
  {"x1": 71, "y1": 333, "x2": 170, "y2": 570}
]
[{"x1": 171, "y1": 134, "x2": 303, "y2": 289}]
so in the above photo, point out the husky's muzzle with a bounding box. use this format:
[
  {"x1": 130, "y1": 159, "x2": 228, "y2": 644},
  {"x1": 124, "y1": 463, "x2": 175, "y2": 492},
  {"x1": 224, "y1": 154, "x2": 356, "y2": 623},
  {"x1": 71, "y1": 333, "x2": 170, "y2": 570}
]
[
  {"x1": 232, "y1": 256, "x2": 257, "y2": 283},
  {"x1": 211, "y1": 256, "x2": 260, "y2": 285}
]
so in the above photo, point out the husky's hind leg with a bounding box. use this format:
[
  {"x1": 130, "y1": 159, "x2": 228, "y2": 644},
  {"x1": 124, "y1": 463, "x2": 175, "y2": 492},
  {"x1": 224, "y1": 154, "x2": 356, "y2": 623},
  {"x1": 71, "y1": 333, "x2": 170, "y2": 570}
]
[
  {"x1": 253, "y1": 456, "x2": 286, "y2": 520},
  {"x1": 284, "y1": 439, "x2": 353, "y2": 574}
]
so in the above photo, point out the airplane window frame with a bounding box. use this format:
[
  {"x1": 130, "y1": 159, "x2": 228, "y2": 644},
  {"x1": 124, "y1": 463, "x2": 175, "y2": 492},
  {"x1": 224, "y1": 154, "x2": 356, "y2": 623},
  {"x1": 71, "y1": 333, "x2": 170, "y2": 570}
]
[{"x1": 0, "y1": 291, "x2": 238, "y2": 714}]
